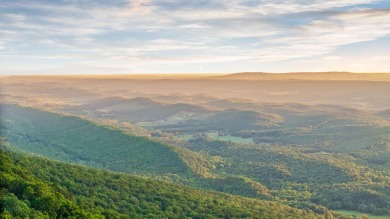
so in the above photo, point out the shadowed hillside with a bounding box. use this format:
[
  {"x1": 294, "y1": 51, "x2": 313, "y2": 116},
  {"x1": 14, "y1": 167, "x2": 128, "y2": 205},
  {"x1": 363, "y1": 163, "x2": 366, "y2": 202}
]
[{"x1": 0, "y1": 104, "x2": 190, "y2": 176}]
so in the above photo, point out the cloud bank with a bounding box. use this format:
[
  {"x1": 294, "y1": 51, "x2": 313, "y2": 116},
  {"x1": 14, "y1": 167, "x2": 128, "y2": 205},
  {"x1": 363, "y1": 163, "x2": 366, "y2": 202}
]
[{"x1": 1, "y1": 0, "x2": 390, "y2": 74}]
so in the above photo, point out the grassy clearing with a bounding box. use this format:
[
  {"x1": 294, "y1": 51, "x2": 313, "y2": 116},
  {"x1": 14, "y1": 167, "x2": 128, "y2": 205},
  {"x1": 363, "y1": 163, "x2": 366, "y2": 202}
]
[
  {"x1": 174, "y1": 132, "x2": 254, "y2": 144},
  {"x1": 208, "y1": 132, "x2": 254, "y2": 143},
  {"x1": 336, "y1": 210, "x2": 390, "y2": 219}
]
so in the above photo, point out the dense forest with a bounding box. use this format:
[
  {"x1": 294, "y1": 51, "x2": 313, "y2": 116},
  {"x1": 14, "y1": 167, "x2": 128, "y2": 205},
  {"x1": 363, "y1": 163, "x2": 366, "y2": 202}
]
[
  {"x1": 0, "y1": 104, "x2": 189, "y2": 176},
  {"x1": 1, "y1": 104, "x2": 389, "y2": 218},
  {"x1": 0, "y1": 140, "x2": 327, "y2": 218},
  {"x1": 185, "y1": 138, "x2": 390, "y2": 215}
]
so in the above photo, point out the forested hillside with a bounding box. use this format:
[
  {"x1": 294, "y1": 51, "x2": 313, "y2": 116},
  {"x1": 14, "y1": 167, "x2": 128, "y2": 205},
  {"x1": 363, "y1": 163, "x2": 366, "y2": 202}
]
[
  {"x1": 0, "y1": 104, "x2": 189, "y2": 176},
  {"x1": 1, "y1": 103, "x2": 390, "y2": 217},
  {"x1": 0, "y1": 141, "x2": 326, "y2": 218},
  {"x1": 0, "y1": 104, "x2": 275, "y2": 203},
  {"x1": 185, "y1": 138, "x2": 390, "y2": 215}
]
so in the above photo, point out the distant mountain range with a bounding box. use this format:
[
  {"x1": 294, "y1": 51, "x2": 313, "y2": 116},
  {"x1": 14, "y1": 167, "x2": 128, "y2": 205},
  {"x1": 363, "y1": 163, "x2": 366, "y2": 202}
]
[
  {"x1": 213, "y1": 72, "x2": 390, "y2": 81},
  {"x1": 3, "y1": 72, "x2": 390, "y2": 81}
]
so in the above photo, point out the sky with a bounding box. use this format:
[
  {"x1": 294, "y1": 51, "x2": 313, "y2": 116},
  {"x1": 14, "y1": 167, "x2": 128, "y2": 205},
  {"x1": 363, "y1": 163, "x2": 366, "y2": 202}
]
[{"x1": 1, "y1": 0, "x2": 390, "y2": 75}]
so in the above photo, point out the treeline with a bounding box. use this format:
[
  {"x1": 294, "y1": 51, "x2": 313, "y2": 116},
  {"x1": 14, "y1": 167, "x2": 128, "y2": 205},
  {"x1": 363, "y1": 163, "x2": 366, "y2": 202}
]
[{"x1": 311, "y1": 184, "x2": 390, "y2": 215}]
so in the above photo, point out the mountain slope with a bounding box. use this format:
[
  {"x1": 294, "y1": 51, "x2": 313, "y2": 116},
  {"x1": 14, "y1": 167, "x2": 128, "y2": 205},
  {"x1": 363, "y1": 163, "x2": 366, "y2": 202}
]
[
  {"x1": 2, "y1": 104, "x2": 389, "y2": 216},
  {"x1": 63, "y1": 97, "x2": 209, "y2": 123},
  {"x1": 185, "y1": 138, "x2": 390, "y2": 215},
  {"x1": 0, "y1": 142, "x2": 325, "y2": 218},
  {"x1": 0, "y1": 104, "x2": 274, "y2": 201},
  {"x1": 0, "y1": 104, "x2": 189, "y2": 176}
]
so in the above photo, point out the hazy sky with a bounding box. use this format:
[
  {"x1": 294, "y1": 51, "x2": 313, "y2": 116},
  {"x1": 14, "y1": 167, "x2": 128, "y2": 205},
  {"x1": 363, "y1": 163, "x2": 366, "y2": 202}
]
[{"x1": 1, "y1": 0, "x2": 390, "y2": 74}]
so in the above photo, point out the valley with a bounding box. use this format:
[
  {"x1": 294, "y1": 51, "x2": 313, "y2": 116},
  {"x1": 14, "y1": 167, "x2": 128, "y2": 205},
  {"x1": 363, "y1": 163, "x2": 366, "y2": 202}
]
[{"x1": 1, "y1": 73, "x2": 390, "y2": 218}]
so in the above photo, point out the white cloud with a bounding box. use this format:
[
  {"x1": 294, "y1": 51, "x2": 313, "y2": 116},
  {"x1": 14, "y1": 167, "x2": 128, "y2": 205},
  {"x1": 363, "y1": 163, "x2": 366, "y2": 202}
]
[
  {"x1": 1, "y1": 0, "x2": 390, "y2": 73},
  {"x1": 177, "y1": 23, "x2": 211, "y2": 29},
  {"x1": 371, "y1": 56, "x2": 390, "y2": 61},
  {"x1": 323, "y1": 56, "x2": 341, "y2": 60},
  {"x1": 255, "y1": 9, "x2": 390, "y2": 61},
  {"x1": 165, "y1": 0, "x2": 380, "y2": 20}
]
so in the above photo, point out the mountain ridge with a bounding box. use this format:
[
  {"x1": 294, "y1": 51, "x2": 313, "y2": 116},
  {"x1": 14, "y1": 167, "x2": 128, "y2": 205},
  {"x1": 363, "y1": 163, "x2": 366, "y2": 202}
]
[{"x1": 213, "y1": 72, "x2": 390, "y2": 81}]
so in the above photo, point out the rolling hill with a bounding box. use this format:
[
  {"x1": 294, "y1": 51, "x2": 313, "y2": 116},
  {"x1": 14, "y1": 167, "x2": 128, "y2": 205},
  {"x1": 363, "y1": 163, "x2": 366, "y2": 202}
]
[
  {"x1": 1, "y1": 104, "x2": 389, "y2": 217},
  {"x1": 63, "y1": 97, "x2": 210, "y2": 123},
  {"x1": 0, "y1": 104, "x2": 274, "y2": 200},
  {"x1": 0, "y1": 141, "x2": 325, "y2": 218},
  {"x1": 0, "y1": 104, "x2": 189, "y2": 176}
]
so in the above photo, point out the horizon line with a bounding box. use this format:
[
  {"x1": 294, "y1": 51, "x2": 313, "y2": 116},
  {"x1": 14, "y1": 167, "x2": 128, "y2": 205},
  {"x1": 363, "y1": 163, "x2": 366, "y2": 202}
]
[{"x1": 2, "y1": 71, "x2": 390, "y2": 77}]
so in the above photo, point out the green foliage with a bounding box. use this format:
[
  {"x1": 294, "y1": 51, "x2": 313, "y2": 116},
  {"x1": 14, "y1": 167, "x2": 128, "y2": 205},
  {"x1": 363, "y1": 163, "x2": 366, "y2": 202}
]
[
  {"x1": 0, "y1": 104, "x2": 189, "y2": 176},
  {"x1": 187, "y1": 138, "x2": 354, "y2": 186},
  {"x1": 0, "y1": 143, "x2": 323, "y2": 218},
  {"x1": 185, "y1": 138, "x2": 390, "y2": 215},
  {"x1": 2, "y1": 104, "x2": 389, "y2": 217},
  {"x1": 311, "y1": 185, "x2": 390, "y2": 215},
  {"x1": 0, "y1": 104, "x2": 275, "y2": 202},
  {"x1": 0, "y1": 146, "x2": 86, "y2": 218}
]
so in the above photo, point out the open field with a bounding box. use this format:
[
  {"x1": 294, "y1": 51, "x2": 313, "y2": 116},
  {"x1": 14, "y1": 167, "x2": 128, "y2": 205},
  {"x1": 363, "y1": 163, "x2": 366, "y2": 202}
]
[{"x1": 336, "y1": 210, "x2": 390, "y2": 219}]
